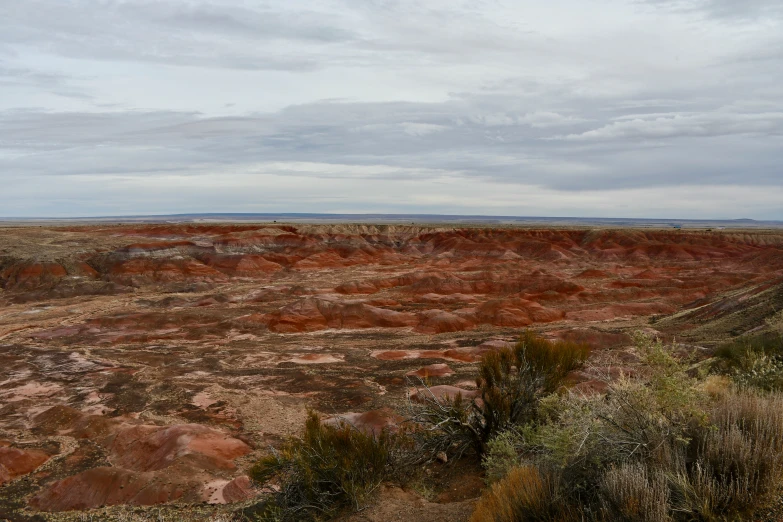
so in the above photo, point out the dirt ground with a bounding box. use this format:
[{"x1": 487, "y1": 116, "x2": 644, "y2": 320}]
[{"x1": 1, "y1": 223, "x2": 782, "y2": 520}]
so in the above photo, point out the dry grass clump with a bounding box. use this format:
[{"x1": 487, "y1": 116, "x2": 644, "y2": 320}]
[
  {"x1": 247, "y1": 411, "x2": 402, "y2": 521},
  {"x1": 473, "y1": 334, "x2": 783, "y2": 522},
  {"x1": 471, "y1": 465, "x2": 574, "y2": 522},
  {"x1": 599, "y1": 463, "x2": 669, "y2": 522},
  {"x1": 686, "y1": 391, "x2": 783, "y2": 515}
]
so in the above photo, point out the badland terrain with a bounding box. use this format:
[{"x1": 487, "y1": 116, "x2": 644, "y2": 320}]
[{"x1": 1, "y1": 223, "x2": 783, "y2": 520}]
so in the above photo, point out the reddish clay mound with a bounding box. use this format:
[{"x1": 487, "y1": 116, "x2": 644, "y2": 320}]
[
  {"x1": 201, "y1": 254, "x2": 282, "y2": 276},
  {"x1": 474, "y1": 299, "x2": 565, "y2": 327},
  {"x1": 266, "y1": 298, "x2": 417, "y2": 332},
  {"x1": 325, "y1": 409, "x2": 404, "y2": 435},
  {"x1": 1, "y1": 261, "x2": 68, "y2": 291},
  {"x1": 406, "y1": 363, "x2": 455, "y2": 379},
  {"x1": 26, "y1": 406, "x2": 252, "y2": 512},
  {"x1": 106, "y1": 424, "x2": 250, "y2": 472},
  {"x1": 551, "y1": 328, "x2": 631, "y2": 349},
  {"x1": 415, "y1": 310, "x2": 474, "y2": 333},
  {"x1": 0, "y1": 445, "x2": 50, "y2": 485},
  {"x1": 31, "y1": 467, "x2": 194, "y2": 511},
  {"x1": 409, "y1": 385, "x2": 479, "y2": 403},
  {"x1": 107, "y1": 258, "x2": 228, "y2": 286},
  {"x1": 576, "y1": 269, "x2": 611, "y2": 279},
  {"x1": 119, "y1": 241, "x2": 200, "y2": 254},
  {"x1": 372, "y1": 343, "x2": 498, "y2": 363}
]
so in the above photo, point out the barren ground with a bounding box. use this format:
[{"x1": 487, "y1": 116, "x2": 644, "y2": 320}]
[{"x1": 1, "y1": 224, "x2": 782, "y2": 521}]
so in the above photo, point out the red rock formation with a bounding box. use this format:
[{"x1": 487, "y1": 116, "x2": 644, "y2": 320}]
[
  {"x1": 107, "y1": 258, "x2": 227, "y2": 286},
  {"x1": 0, "y1": 446, "x2": 50, "y2": 485},
  {"x1": 266, "y1": 298, "x2": 417, "y2": 332},
  {"x1": 105, "y1": 423, "x2": 250, "y2": 472},
  {"x1": 409, "y1": 385, "x2": 480, "y2": 403},
  {"x1": 201, "y1": 254, "x2": 283, "y2": 276},
  {"x1": 30, "y1": 467, "x2": 192, "y2": 511},
  {"x1": 406, "y1": 363, "x2": 455, "y2": 378},
  {"x1": 29, "y1": 421, "x2": 251, "y2": 511},
  {"x1": 1, "y1": 262, "x2": 67, "y2": 290},
  {"x1": 4, "y1": 224, "x2": 783, "y2": 516},
  {"x1": 325, "y1": 409, "x2": 405, "y2": 434},
  {"x1": 220, "y1": 475, "x2": 255, "y2": 503},
  {"x1": 415, "y1": 310, "x2": 474, "y2": 334}
]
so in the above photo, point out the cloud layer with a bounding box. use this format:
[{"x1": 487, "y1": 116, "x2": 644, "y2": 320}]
[{"x1": 1, "y1": 0, "x2": 781, "y2": 218}]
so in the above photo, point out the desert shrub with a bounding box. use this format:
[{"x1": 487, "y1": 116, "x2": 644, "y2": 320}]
[
  {"x1": 470, "y1": 465, "x2": 575, "y2": 522},
  {"x1": 482, "y1": 428, "x2": 526, "y2": 484},
  {"x1": 408, "y1": 332, "x2": 590, "y2": 458},
  {"x1": 248, "y1": 411, "x2": 401, "y2": 521},
  {"x1": 524, "y1": 338, "x2": 704, "y2": 484},
  {"x1": 766, "y1": 309, "x2": 783, "y2": 337},
  {"x1": 472, "y1": 334, "x2": 783, "y2": 522},
  {"x1": 479, "y1": 332, "x2": 590, "y2": 436},
  {"x1": 684, "y1": 391, "x2": 783, "y2": 516},
  {"x1": 599, "y1": 463, "x2": 669, "y2": 522},
  {"x1": 403, "y1": 384, "x2": 484, "y2": 461},
  {"x1": 714, "y1": 332, "x2": 783, "y2": 391},
  {"x1": 731, "y1": 352, "x2": 783, "y2": 391}
]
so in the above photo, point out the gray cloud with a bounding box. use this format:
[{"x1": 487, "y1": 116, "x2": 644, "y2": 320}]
[
  {"x1": 557, "y1": 111, "x2": 783, "y2": 141},
  {"x1": 642, "y1": 0, "x2": 783, "y2": 20},
  {"x1": 0, "y1": 0, "x2": 781, "y2": 218},
  {"x1": 3, "y1": 94, "x2": 780, "y2": 192},
  {"x1": 0, "y1": 60, "x2": 91, "y2": 100},
  {"x1": 0, "y1": 1, "x2": 356, "y2": 71}
]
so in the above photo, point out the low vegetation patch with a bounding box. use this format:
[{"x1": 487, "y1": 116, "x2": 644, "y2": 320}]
[
  {"x1": 407, "y1": 331, "x2": 590, "y2": 457},
  {"x1": 474, "y1": 334, "x2": 783, "y2": 521},
  {"x1": 714, "y1": 329, "x2": 783, "y2": 391},
  {"x1": 248, "y1": 326, "x2": 783, "y2": 522},
  {"x1": 247, "y1": 412, "x2": 404, "y2": 521}
]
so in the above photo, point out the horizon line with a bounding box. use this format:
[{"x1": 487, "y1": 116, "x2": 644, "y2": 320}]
[{"x1": 1, "y1": 212, "x2": 782, "y2": 224}]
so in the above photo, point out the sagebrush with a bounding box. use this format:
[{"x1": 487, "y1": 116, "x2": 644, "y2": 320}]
[{"x1": 476, "y1": 334, "x2": 783, "y2": 521}]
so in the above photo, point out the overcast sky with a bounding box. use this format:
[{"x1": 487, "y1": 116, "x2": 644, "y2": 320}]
[{"x1": 1, "y1": 0, "x2": 781, "y2": 219}]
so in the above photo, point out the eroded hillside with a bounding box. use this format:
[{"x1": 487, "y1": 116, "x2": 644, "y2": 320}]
[{"x1": 1, "y1": 224, "x2": 783, "y2": 519}]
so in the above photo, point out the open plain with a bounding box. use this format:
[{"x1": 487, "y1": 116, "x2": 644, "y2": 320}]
[{"x1": 1, "y1": 223, "x2": 783, "y2": 520}]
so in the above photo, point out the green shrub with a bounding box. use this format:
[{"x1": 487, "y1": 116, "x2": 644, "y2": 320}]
[
  {"x1": 409, "y1": 332, "x2": 590, "y2": 458},
  {"x1": 766, "y1": 309, "x2": 783, "y2": 338},
  {"x1": 524, "y1": 338, "x2": 703, "y2": 479},
  {"x1": 482, "y1": 428, "x2": 525, "y2": 484},
  {"x1": 248, "y1": 412, "x2": 400, "y2": 521},
  {"x1": 478, "y1": 332, "x2": 590, "y2": 439},
  {"x1": 714, "y1": 332, "x2": 783, "y2": 391},
  {"x1": 471, "y1": 334, "x2": 783, "y2": 522}
]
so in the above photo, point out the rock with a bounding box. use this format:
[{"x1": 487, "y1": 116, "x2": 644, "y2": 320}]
[
  {"x1": 105, "y1": 423, "x2": 251, "y2": 472},
  {"x1": 415, "y1": 310, "x2": 474, "y2": 333},
  {"x1": 406, "y1": 364, "x2": 455, "y2": 379},
  {"x1": 0, "y1": 447, "x2": 50, "y2": 485},
  {"x1": 409, "y1": 385, "x2": 480, "y2": 404},
  {"x1": 324, "y1": 409, "x2": 404, "y2": 435},
  {"x1": 221, "y1": 475, "x2": 255, "y2": 503}
]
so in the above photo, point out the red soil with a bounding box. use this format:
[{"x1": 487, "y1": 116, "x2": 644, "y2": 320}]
[
  {"x1": 26, "y1": 406, "x2": 251, "y2": 511},
  {"x1": 407, "y1": 363, "x2": 455, "y2": 378},
  {"x1": 2, "y1": 224, "x2": 782, "y2": 514},
  {"x1": 0, "y1": 446, "x2": 50, "y2": 485}
]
